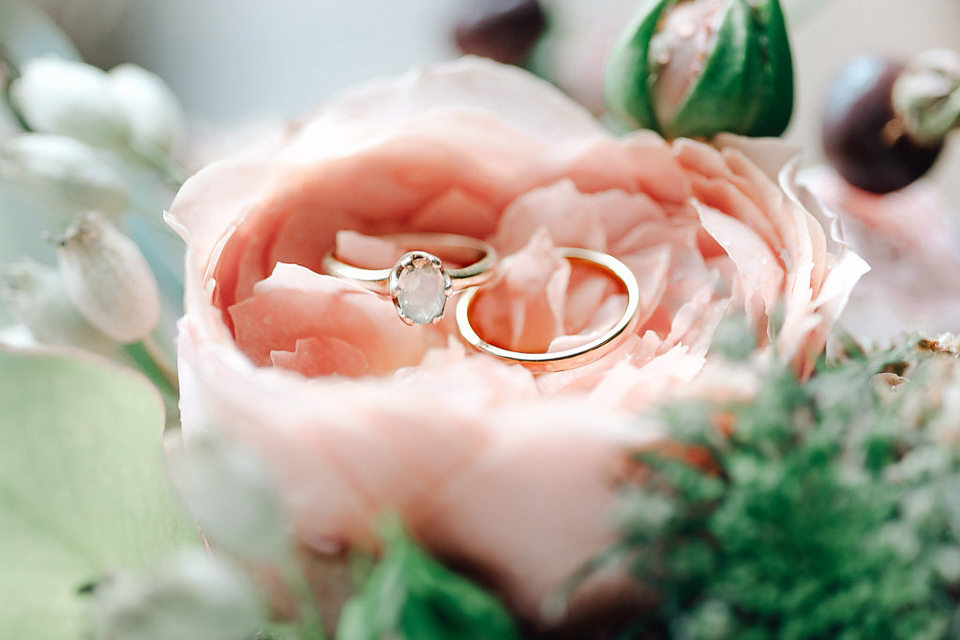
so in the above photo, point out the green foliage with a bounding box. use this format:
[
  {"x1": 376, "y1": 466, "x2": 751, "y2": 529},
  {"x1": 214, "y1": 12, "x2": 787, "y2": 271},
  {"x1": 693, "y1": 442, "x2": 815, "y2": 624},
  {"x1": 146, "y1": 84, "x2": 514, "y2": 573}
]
[
  {"x1": 0, "y1": 346, "x2": 197, "y2": 639},
  {"x1": 616, "y1": 339, "x2": 960, "y2": 639},
  {"x1": 337, "y1": 516, "x2": 520, "y2": 640}
]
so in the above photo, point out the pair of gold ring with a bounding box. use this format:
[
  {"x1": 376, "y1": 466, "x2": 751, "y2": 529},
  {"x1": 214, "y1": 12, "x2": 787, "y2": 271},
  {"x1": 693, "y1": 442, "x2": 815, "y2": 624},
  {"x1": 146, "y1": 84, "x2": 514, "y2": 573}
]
[{"x1": 322, "y1": 233, "x2": 641, "y2": 373}]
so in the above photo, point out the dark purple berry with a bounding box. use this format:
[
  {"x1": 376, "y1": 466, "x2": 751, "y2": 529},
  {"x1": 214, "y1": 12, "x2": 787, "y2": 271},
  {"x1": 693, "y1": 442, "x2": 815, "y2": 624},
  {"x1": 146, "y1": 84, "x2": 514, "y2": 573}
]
[
  {"x1": 822, "y1": 55, "x2": 943, "y2": 194},
  {"x1": 453, "y1": 0, "x2": 546, "y2": 66}
]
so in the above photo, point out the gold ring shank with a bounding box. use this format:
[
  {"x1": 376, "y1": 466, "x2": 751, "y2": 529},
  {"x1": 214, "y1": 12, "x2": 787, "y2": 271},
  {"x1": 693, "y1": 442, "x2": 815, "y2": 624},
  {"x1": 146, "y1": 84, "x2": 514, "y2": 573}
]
[
  {"x1": 322, "y1": 232, "x2": 497, "y2": 295},
  {"x1": 456, "y1": 247, "x2": 641, "y2": 373}
]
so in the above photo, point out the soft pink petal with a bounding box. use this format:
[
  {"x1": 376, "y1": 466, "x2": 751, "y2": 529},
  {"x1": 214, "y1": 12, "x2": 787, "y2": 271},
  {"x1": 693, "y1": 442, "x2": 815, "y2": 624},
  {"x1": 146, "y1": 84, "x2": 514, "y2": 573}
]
[{"x1": 228, "y1": 263, "x2": 427, "y2": 375}]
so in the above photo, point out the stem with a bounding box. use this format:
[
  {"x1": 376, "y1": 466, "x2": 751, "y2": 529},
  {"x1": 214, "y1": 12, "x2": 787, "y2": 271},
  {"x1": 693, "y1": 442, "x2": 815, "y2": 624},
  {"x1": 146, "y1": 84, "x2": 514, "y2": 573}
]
[
  {"x1": 280, "y1": 559, "x2": 328, "y2": 640},
  {"x1": 143, "y1": 332, "x2": 178, "y2": 390},
  {"x1": 129, "y1": 140, "x2": 189, "y2": 189}
]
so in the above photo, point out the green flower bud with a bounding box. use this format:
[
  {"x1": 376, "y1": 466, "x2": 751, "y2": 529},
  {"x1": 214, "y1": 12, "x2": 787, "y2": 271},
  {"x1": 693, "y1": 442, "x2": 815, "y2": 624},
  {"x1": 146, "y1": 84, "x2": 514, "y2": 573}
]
[
  {"x1": 10, "y1": 56, "x2": 131, "y2": 148},
  {"x1": 605, "y1": 0, "x2": 794, "y2": 139},
  {"x1": 0, "y1": 133, "x2": 130, "y2": 219},
  {"x1": 55, "y1": 212, "x2": 160, "y2": 343},
  {"x1": 0, "y1": 260, "x2": 118, "y2": 356}
]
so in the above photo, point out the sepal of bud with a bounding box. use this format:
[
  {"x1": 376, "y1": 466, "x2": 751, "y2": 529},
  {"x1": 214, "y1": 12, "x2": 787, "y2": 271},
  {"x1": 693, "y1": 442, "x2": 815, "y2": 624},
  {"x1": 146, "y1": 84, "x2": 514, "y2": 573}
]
[
  {"x1": 108, "y1": 63, "x2": 185, "y2": 154},
  {"x1": 605, "y1": 0, "x2": 794, "y2": 139},
  {"x1": 0, "y1": 260, "x2": 118, "y2": 356},
  {"x1": 55, "y1": 212, "x2": 160, "y2": 343},
  {"x1": 0, "y1": 133, "x2": 130, "y2": 218},
  {"x1": 892, "y1": 49, "x2": 960, "y2": 147},
  {"x1": 9, "y1": 56, "x2": 131, "y2": 148}
]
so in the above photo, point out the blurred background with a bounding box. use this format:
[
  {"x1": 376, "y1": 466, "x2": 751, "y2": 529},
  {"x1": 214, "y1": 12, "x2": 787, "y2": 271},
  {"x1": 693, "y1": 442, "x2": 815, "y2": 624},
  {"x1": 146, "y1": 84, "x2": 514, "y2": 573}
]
[{"x1": 33, "y1": 0, "x2": 960, "y2": 202}]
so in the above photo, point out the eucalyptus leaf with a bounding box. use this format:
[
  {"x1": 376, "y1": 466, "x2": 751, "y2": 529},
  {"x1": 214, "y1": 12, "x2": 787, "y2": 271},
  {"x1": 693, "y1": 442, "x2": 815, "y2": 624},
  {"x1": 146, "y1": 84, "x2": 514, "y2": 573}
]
[{"x1": 0, "y1": 346, "x2": 197, "y2": 639}]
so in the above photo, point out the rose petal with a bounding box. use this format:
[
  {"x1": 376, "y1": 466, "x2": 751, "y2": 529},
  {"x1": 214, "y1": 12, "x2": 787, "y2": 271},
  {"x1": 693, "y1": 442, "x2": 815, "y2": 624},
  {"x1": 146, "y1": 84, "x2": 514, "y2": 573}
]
[{"x1": 228, "y1": 263, "x2": 427, "y2": 375}]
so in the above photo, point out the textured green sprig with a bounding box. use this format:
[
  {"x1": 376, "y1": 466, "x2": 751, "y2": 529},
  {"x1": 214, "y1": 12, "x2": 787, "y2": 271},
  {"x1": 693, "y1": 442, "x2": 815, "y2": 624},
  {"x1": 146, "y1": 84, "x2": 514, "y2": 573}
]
[{"x1": 615, "y1": 337, "x2": 960, "y2": 639}]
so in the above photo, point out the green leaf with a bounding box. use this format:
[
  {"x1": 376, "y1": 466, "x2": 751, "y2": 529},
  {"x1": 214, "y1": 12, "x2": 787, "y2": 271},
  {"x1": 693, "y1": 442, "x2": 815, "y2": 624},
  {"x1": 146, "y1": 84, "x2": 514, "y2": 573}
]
[
  {"x1": 0, "y1": 346, "x2": 197, "y2": 639},
  {"x1": 337, "y1": 516, "x2": 520, "y2": 640}
]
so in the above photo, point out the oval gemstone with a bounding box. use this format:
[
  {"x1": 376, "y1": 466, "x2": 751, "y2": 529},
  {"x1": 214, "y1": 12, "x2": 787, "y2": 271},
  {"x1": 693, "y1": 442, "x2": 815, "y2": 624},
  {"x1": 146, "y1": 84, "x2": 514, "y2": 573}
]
[{"x1": 393, "y1": 255, "x2": 447, "y2": 324}]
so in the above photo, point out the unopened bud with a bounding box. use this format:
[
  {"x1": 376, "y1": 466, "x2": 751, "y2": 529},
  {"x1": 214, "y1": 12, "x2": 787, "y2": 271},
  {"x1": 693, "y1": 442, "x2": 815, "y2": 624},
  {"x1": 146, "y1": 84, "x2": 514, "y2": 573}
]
[
  {"x1": 87, "y1": 549, "x2": 265, "y2": 640},
  {"x1": 168, "y1": 434, "x2": 294, "y2": 565},
  {"x1": 0, "y1": 134, "x2": 130, "y2": 219},
  {"x1": 10, "y1": 56, "x2": 131, "y2": 148},
  {"x1": 55, "y1": 212, "x2": 160, "y2": 343},
  {"x1": 108, "y1": 64, "x2": 185, "y2": 154},
  {"x1": 893, "y1": 49, "x2": 960, "y2": 146},
  {"x1": 605, "y1": 0, "x2": 794, "y2": 139},
  {"x1": 0, "y1": 260, "x2": 118, "y2": 356}
]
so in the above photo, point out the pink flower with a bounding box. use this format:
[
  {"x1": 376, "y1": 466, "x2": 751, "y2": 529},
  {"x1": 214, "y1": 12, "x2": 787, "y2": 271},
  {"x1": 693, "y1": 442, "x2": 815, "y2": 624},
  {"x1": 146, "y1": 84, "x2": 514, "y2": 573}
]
[
  {"x1": 168, "y1": 58, "x2": 865, "y2": 626},
  {"x1": 804, "y1": 166, "x2": 960, "y2": 342}
]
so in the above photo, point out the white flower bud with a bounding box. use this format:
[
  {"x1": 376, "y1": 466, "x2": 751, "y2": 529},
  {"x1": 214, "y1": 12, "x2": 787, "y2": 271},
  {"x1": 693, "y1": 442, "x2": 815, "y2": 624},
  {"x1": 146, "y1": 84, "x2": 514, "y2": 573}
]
[
  {"x1": 88, "y1": 549, "x2": 265, "y2": 640},
  {"x1": 168, "y1": 434, "x2": 294, "y2": 565},
  {"x1": 55, "y1": 212, "x2": 160, "y2": 343},
  {"x1": 108, "y1": 63, "x2": 184, "y2": 154},
  {"x1": 0, "y1": 260, "x2": 118, "y2": 356},
  {"x1": 9, "y1": 56, "x2": 131, "y2": 148},
  {"x1": 0, "y1": 134, "x2": 130, "y2": 219}
]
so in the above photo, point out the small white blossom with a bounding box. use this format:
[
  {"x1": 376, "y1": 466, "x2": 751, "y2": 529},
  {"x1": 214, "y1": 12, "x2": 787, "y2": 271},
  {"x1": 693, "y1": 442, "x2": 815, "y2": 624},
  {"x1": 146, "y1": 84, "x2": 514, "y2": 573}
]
[
  {"x1": 55, "y1": 211, "x2": 160, "y2": 343},
  {"x1": 10, "y1": 56, "x2": 130, "y2": 148},
  {"x1": 108, "y1": 63, "x2": 184, "y2": 154},
  {"x1": 0, "y1": 260, "x2": 117, "y2": 356},
  {"x1": 0, "y1": 133, "x2": 130, "y2": 218},
  {"x1": 88, "y1": 549, "x2": 265, "y2": 640},
  {"x1": 10, "y1": 56, "x2": 185, "y2": 156}
]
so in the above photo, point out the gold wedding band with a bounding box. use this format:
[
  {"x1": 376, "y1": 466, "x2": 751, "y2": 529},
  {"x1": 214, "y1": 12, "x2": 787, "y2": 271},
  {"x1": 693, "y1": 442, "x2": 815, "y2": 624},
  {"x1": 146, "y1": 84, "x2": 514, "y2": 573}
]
[
  {"x1": 322, "y1": 233, "x2": 498, "y2": 325},
  {"x1": 455, "y1": 247, "x2": 641, "y2": 373}
]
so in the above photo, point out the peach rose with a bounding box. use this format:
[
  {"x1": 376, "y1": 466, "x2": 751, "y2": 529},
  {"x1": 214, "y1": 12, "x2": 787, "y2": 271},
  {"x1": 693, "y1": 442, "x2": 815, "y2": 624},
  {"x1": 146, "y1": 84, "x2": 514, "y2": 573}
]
[
  {"x1": 805, "y1": 166, "x2": 960, "y2": 342},
  {"x1": 167, "y1": 58, "x2": 865, "y2": 626}
]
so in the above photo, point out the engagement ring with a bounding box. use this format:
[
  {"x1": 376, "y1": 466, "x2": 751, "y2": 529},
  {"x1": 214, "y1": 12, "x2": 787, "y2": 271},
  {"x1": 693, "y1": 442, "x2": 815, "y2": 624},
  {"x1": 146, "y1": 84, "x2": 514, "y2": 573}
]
[
  {"x1": 456, "y1": 247, "x2": 641, "y2": 372},
  {"x1": 322, "y1": 233, "x2": 498, "y2": 325}
]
